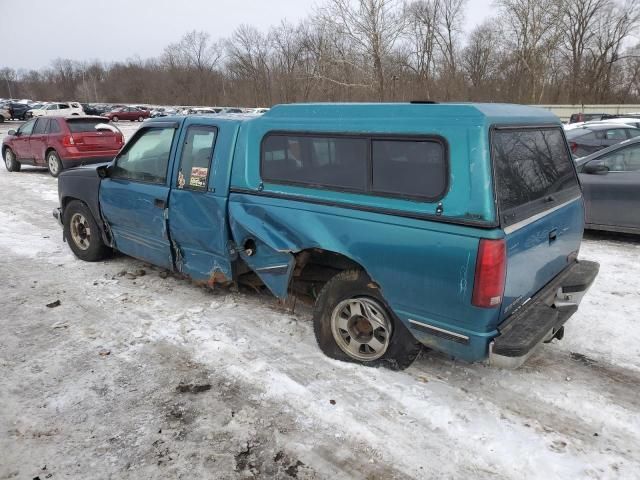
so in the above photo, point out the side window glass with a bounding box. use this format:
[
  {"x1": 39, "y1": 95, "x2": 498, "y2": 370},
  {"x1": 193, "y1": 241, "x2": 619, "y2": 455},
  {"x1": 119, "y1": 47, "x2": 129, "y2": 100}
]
[
  {"x1": 176, "y1": 126, "x2": 217, "y2": 191},
  {"x1": 627, "y1": 129, "x2": 640, "y2": 138},
  {"x1": 49, "y1": 120, "x2": 61, "y2": 134},
  {"x1": 601, "y1": 145, "x2": 640, "y2": 172},
  {"x1": 262, "y1": 135, "x2": 368, "y2": 191},
  {"x1": 112, "y1": 127, "x2": 175, "y2": 183},
  {"x1": 59, "y1": 104, "x2": 69, "y2": 110},
  {"x1": 606, "y1": 129, "x2": 626, "y2": 140},
  {"x1": 19, "y1": 119, "x2": 36, "y2": 135},
  {"x1": 372, "y1": 139, "x2": 446, "y2": 199},
  {"x1": 32, "y1": 119, "x2": 48, "y2": 134}
]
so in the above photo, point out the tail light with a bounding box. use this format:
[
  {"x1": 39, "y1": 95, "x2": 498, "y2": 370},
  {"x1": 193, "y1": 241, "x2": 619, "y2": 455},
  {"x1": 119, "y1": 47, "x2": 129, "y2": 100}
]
[
  {"x1": 472, "y1": 238, "x2": 506, "y2": 308},
  {"x1": 569, "y1": 142, "x2": 578, "y2": 154},
  {"x1": 61, "y1": 135, "x2": 75, "y2": 147}
]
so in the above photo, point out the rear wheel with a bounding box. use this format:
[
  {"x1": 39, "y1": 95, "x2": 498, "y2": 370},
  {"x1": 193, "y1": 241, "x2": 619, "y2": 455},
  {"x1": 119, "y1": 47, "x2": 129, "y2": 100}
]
[
  {"x1": 313, "y1": 270, "x2": 422, "y2": 370},
  {"x1": 3, "y1": 148, "x2": 21, "y2": 172},
  {"x1": 47, "y1": 150, "x2": 63, "y2": 177},
  {"x1": 138, "y1": 115, "x2": 144, "y2": 122},
  {"x1": 63, "y1": 200, "x2": 110, "y2": 262}
]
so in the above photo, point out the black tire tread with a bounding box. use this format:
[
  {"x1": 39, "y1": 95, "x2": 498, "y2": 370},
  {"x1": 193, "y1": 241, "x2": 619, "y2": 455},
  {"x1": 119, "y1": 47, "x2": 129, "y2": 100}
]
[
  {"x1": 3, "y1": 148, "x2": 21, "y2": 172},
  {"x1": 63, "y1": 200, "x2": 111, "y2": 262},
  {"x1": 313, "y1": 269, "x2": 422, "y2": 370}
]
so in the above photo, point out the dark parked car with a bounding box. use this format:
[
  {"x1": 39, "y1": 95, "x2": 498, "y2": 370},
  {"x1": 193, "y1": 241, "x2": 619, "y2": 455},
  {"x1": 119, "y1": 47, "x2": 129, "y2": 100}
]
[
  {"x1": 81, "y1": 103, "x2": 102, "y2": 115},
  {"x1": 568, "y1": 113, "x2": 609, "y2": 124},
  {"x1": 102, "y1": 107, "x2": 150, "y2": 122},
  {"x1": 2, "y1": 116, "x2": 124, "y2": 177},
  {"x1": 576, "y1": 137, "x2": 640, "y2": 234},
  {"x1": 565, "y1": 124, "x2": 640, "y2": 157},
  {"x1": 4, "y1": 102, "x2": 32, "y2": 120}
]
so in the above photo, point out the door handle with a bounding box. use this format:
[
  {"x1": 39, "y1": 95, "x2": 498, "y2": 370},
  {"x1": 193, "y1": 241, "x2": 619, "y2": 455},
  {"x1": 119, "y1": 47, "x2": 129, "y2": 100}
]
[
  {"x1": 154, "y1": 198, "x2": 166, "y2": 209},
  {"x1": 549, "y1": 229, "x2": 558, "y2": 243}
]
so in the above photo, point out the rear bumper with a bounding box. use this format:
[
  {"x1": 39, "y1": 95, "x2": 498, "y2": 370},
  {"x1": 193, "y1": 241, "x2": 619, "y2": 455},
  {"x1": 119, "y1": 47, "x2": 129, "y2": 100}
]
[{"x1": 489, "y1": 260, "x2": 599, "y2": 368}]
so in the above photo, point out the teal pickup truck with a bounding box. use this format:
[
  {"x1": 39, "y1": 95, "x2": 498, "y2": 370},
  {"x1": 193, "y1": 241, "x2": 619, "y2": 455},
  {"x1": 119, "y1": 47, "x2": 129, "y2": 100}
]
[{"x1": 54, "y1": 103, "x2": 599, "y2": 369}]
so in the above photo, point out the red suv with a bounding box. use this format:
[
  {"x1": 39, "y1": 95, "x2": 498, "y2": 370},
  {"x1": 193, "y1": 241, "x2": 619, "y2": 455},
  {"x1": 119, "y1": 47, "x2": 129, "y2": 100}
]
[
  {"x1": 102, "y1": 106, "x2": 150, "y2": 122},
  {"x1": 2, "y1": 116, "x2": 124, "y2": 177}
]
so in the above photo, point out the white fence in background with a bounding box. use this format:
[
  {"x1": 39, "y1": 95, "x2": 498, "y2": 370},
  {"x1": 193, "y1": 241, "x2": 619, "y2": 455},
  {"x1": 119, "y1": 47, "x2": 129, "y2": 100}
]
[{"x1": 533, "y1": 104, "x2": 640, "y2": 122}]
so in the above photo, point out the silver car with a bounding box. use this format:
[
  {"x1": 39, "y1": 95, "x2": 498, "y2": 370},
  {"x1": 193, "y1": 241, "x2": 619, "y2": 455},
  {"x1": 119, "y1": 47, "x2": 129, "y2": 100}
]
[{"x1": 576, "y1": 137, "x2": 640, "y2": 234}]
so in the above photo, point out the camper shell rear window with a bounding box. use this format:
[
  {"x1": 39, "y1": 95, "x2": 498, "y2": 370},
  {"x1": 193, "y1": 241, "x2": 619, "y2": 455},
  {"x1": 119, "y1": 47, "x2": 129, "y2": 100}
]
[{"x1": 491, "y1": 126, "x2": 581, "y2": 227}]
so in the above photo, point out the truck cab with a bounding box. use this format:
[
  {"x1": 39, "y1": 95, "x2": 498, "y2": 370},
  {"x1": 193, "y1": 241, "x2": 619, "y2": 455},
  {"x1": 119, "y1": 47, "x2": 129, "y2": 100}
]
[{"x1": 55, "y1": 104, "x2": 599, "y2": 370}]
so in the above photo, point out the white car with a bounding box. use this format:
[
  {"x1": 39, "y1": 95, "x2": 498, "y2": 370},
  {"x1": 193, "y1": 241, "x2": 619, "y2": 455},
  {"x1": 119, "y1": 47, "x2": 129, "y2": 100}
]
[{"x1": 30, "y1": 102, "x2": 84, "y2": 118}]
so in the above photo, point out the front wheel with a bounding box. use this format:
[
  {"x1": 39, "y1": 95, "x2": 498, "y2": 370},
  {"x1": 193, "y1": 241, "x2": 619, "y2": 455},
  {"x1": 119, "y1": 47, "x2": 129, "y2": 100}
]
[
  {"x1": 111, "y1": 116, "x2": 119, "y2": 122},
  {"x1": 138, "y1": 116, "x2": 144, "y2": 122},
  {"x1": 63, "y1": 200, "x2": 111, "y2": 262},
  {"x1": 313, "y1": 270, "x2": 422, "y2": 370},
  {"x1": 47, "y1": 150, "x2": 63, "y2": 177},
  {"x1": 3, "y1": 148, "x2": 21, "y2": 172}
]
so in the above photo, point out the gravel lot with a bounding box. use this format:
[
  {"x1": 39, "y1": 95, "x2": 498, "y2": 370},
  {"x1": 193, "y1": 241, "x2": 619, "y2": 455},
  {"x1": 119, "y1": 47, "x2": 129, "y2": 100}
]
[{"x1": 1, "y1": 119, "x2": 639, "y2": 479}]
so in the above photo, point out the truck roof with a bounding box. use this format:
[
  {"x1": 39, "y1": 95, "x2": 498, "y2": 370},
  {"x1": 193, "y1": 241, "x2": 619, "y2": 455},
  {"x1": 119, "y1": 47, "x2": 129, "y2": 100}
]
[
  {"x1": 148, "y1": 103, "x2": 560, "y2": 128},
  {"x1": 261, "y1": 102, "x2": 561, "y2": 126}
]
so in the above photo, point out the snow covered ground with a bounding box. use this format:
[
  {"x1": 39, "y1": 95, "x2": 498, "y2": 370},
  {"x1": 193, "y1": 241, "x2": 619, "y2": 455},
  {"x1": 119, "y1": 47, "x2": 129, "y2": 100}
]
[{"x1": 0, "y1": 120, "x2": 639, "y2": 479}]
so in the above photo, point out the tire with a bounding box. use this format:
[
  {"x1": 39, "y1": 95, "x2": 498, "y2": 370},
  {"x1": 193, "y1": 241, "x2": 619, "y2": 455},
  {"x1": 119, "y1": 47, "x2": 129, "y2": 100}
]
[
  {"x1": 111, "y1": 116, "x2": 119, "y2": 122},
  {"x1": 313, "y1": 269, "x2": 422, "y2": 370},
  {"x1": 0, "y1": 116, "x2": 4, "y2": 123},
  {"x1": 63, "y1": 200, "x2": 110, "y2": 262},
  {"x1": 3, "y1": 148, "x2": 21, "y2": 172},
  {"x1": 46, "y1": 150, "x2": 63, "y2": 178},
  {"x1": 138, "y1": 116, "x2": 144, "y2": 122}
]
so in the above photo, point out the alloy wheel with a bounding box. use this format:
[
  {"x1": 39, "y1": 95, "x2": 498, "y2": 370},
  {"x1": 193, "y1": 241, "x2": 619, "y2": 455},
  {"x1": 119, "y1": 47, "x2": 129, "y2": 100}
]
[{"x1": 330, "y1": 297, "x2": 392, "y2": 361}]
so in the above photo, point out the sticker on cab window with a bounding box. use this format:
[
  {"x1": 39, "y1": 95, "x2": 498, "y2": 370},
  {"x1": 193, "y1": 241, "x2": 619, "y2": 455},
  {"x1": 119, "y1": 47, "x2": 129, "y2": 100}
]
[
  {"x1": 189, "y1": 167, "x2": 208, "y2": 188},
  {"x1": 177, "y1": 170, "x2": 186, "y2": 189}
]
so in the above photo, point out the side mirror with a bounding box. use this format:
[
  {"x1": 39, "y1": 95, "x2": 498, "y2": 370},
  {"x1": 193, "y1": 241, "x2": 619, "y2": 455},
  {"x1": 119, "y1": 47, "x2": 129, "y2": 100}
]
[
  {"x1": 97, "y1": 163, "x2": 113, "y2": 178},
  {"x1": 7, "y1": 129, "x2": 16, "y2": 136},
  {"x1": 583, "y1": 162, "x2": 609, "y2": 175}
]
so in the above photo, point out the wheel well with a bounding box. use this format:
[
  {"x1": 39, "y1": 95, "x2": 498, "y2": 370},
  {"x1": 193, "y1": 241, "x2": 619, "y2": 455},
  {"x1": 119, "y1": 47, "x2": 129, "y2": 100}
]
[
  {"x1": 45, "y1": 147, "x2": 57, "y2": 157},
  {"x1": 290, "y1": 249, "x2": 370, "y2": 299}
]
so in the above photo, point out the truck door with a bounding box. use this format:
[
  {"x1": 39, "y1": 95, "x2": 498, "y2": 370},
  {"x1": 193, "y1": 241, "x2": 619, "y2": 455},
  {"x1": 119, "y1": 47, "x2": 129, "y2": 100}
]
[
  {"x1": 99, "y1": 123, "x2": 178, "y2": 269},
  {"x1": 167, "y1": 122, "x2": 234, "y2": 283}
]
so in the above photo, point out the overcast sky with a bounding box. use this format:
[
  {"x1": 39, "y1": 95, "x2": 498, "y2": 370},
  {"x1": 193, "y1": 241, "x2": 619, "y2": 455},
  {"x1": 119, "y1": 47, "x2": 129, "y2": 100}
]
[{"x1": 1, "y1": 0, "x2": 495, "y2": 70}]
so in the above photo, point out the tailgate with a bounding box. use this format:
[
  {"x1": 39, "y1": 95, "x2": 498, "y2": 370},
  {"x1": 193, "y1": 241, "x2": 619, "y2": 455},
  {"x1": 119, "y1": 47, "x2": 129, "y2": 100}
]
[
  {"x1": 75, "y1": 132, "x2": 120, "y2": 151},
  {"x1": 501, "y1": 197, "x2": 583, "y2": 319},
  {"x1": 491, "y1": 126, "x2": 584, "y2": 320}
]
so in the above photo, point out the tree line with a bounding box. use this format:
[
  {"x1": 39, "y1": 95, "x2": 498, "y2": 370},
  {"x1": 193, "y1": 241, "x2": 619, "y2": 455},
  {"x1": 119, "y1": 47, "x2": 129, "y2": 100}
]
[{"x1": 2, "y1": 0, "x2": 640, "y2": 107}]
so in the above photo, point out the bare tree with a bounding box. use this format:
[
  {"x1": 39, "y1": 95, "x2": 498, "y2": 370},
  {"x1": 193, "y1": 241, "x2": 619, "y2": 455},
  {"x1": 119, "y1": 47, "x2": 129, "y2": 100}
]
[
  {"x1": 404, "y1": 0, "x2": 441, "y2": 99},
  {"x1": 560, "y1": 0, "x2": 610, "y2": 103},
  {"x1": 462, "y1": 21, "x2": 501, "y2": 99},
  {"x1": 320, "y1": 0, "x2": 406, "y2": 100},
  {"x1": 496, "y1": 0, "x2": 563, "y2": 103},
  {"x1": 585, "y1": 0, "x2": 640, "y2": 101},
  {"x1": 435, "y1": 0, "x2": 467, "y2": 99}
]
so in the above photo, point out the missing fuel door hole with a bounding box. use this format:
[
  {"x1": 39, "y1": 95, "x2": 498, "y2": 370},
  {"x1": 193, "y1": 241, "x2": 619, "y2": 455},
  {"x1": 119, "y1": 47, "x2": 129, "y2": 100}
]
[{"x1": 243, "y1": 239, "x2": 256, "y2": 257}]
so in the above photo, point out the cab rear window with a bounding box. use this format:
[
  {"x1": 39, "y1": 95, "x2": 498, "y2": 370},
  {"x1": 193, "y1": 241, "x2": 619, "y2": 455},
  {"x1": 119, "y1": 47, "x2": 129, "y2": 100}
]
[{"x1": 492, "y1": 127, "x2": 580, "y2": 225}]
